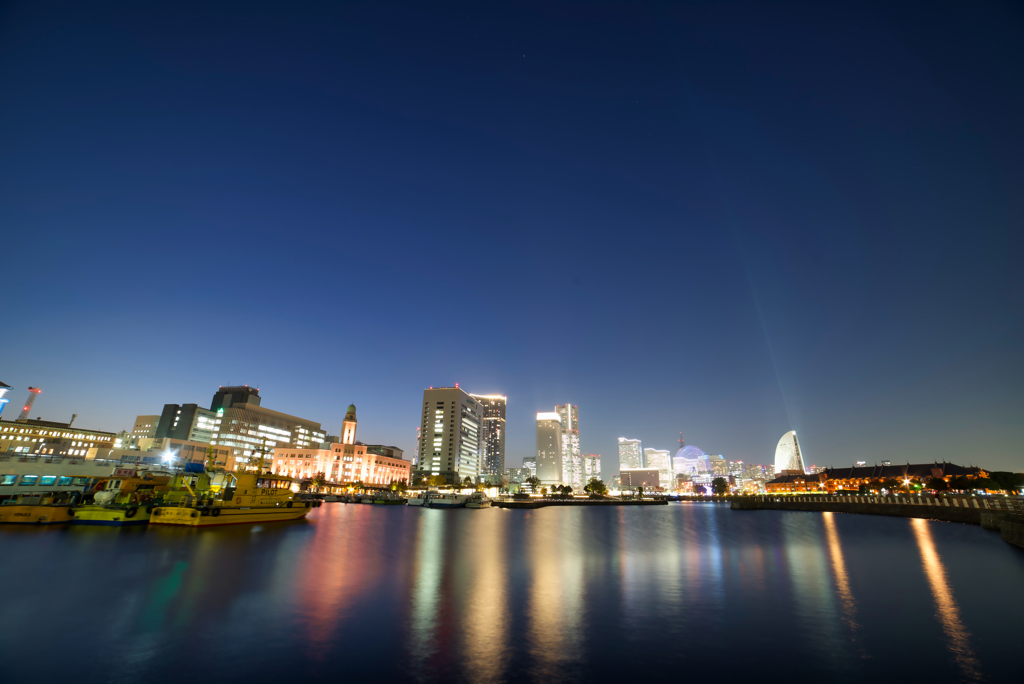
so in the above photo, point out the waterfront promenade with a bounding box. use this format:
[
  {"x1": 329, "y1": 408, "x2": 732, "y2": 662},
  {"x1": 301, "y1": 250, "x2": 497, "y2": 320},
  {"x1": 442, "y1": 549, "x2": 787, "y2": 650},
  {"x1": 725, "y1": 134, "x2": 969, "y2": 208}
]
[
  {"x1": 732, "y1": 494, "x2": 1024, "y2": 549},
  {"x1": 494, "y1": 497, "x2": 668, "y2": 509}
]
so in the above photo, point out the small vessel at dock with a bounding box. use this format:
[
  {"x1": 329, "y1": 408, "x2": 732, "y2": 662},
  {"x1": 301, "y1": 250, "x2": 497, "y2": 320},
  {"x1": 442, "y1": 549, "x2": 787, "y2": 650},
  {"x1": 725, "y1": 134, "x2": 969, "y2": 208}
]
[
  {"x1": 150, "y1": 469, "x2": 317, "y2": 527},
  {"x1": 423, "y1": 492, "x2": 468, "y2": 508},
  {"x1": 71, "y1": 468, "x2": 173, "y2": 525},
  {"x1": 0, "y1": 494, "x2": 76, "y2": 524},
  {"x1": 465, "y1": 492, "x2": 492, "y2": 508}
]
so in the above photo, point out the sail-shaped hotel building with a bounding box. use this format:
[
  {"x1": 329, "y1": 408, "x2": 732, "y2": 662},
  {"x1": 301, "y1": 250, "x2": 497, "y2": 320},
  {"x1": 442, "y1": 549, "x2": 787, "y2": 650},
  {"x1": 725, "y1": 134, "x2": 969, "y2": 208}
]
[{"x1": 774, "y1": 431, "x2": 806, "y2": 475}]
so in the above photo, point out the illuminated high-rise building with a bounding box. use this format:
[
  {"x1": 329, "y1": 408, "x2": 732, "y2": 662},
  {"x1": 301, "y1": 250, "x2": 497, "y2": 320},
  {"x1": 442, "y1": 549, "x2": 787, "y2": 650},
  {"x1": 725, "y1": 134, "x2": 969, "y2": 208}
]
[
  {"x1": 774, "y1": 431, "x2": 806, "y2": 475},
  {"x1": 207, "y1": 386, "x2": 326, "y2": 469},
  {"x1": 471, "y1": 394, "x2": 506, "y2": 484},
  {"x1": 618, "y1": 437, "x2": 643, "y2": 470},
  {"x1": 554, "y1": 404, "x2": 581, "y2": 489},
  {"x1": 583, "y1": 454, "x2": 601, "y2": 483},
  {"x1": 536, "y1": 412, "x2": 563, "y2": 485},
  {"x1": 643, "y1": 448, "x2": 673, "y2": 490},
  {"x1": 413, "y1": 386, "x2": 484, "y2": 486}
]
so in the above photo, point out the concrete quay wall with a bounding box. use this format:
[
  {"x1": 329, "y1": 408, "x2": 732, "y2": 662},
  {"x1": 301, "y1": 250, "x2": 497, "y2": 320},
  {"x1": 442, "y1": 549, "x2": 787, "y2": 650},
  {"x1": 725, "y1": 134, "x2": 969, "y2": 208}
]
[
  {"x1": 731, "y1": 496, "x2": 981, "y2": 524},
  {"x1": 1000, "y1": 515, "x2": 1024, "y2": 550},
  {"x1": 495, "y1": 499, "x2": 669, "y2": 510}
]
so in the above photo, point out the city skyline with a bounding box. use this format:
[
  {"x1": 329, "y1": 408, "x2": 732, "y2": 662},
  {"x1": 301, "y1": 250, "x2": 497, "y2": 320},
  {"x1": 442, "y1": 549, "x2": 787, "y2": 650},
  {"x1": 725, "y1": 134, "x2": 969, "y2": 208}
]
[{"x1": 1, "y1": 1, "x2": 1020, "y2": 473}]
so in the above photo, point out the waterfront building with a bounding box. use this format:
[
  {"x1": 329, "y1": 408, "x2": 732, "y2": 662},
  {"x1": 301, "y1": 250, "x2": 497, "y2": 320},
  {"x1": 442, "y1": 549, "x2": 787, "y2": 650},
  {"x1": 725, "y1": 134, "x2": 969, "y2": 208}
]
[
  {"x1": 536, "y1": 412, "x2": 563, "y2": 485},
  {"x1": 504, "y1": 467, "x2": 531, "y2": 484},
  {"x1": 209, "y1": 386, "x2": 327, "y2": 470},
  {"x1": 272, "y1": 404, "x2": 410, "y2": 486},
  {"x1": 413, "y1": 386, "x2": 484, "y2": 486},
  {"x1": 644, "y1": 448, "x2": 673, "y2": 490},
  {"x1": 820, "y1": 462, "x2": 986, "y2": 493},
  {"x1": 0, "y1": 418, "x2": 118, "y2": 458},
  {"x1": 104, "y1": 439, "x2": 232, "y2": 468},
  {"x1": 774, "y1": 431, "x2": 806, "y2": 475},
  {"x1": 583, "y1": 454, "x2": 601, "y2": 482},
  {"x1": 555, "y1": 404, "x2": 582, "y2": 490},
  {"x1": 710, "y1": 456, "x2": 728, "y2": 476},
  {"x1": 618, "y1": 437, "x2": 643, "y2": 470},
  {"x1": 620, "y1": 467, "x2": 660, "y2": 489},
  {"x1": 471, "y1": 394, "x2": 506, "y2": 484},
  {"x1": 765, "y1": 472, "x2": 826, "y2": 493},
  {"x1": 413, "y1": 426, "x2": 420, "y2": 465},
  {"x1": 365, "y1": 444, "x2": 404, "y2": 460},
  {"x1": 523, "y1": 456, "x2": 537, "y2": 478},
  {"x1": 155, "y1": 404, "x2": 218, "y2": 444},
  {"x1": 127, "y1": 415, "x2": 159, "y2": 449}
]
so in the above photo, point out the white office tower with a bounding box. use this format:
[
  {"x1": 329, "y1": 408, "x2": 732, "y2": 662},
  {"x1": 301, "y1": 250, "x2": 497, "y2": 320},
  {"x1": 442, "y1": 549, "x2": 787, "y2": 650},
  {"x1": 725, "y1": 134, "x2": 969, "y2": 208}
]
[
  {"x1": 583, "y1": 454, "x2": 601, "y2": 482},
  {"x1": 644, "y1": 448, "x2": 673, "y2": 490},
  {"x1": 536, "y1": 412, "x2": 563, "y2": 485},
  {"x1": 471, "y1": 394, "x2": 507, "y2": 484},
  {"x1": 618, "y1": 437, "x2": 644, "y2": 470},
  {"x1": 555, "y1": 404, "x2": 581, "y2": 490},
  {"x1": 414, "y1": 387, "x2": 484, "y2": 486},
  {"x1": 774, "y1": 431, "x2": 806, "y2": 475}
]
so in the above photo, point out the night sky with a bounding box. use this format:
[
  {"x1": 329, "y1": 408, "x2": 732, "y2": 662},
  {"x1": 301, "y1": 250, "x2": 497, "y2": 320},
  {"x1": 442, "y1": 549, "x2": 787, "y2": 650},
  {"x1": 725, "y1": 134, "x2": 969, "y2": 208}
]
[{"x1": 2, "y1": 1, "x2": 1021, "y2": 476}]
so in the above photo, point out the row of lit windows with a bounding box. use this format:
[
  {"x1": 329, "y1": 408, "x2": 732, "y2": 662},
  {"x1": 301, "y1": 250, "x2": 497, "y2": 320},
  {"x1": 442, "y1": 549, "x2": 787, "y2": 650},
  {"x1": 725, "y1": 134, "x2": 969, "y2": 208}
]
[{"x1": 1, "y1": 474, "x2": 91, "y2": 487}]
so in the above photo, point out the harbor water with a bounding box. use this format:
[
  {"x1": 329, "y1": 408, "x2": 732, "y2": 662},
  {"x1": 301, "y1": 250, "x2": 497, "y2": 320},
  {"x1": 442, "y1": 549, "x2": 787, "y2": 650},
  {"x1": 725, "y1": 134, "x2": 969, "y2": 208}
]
[{"x1": 1, "y1": 503, "x2": 1021, "y2": 683}]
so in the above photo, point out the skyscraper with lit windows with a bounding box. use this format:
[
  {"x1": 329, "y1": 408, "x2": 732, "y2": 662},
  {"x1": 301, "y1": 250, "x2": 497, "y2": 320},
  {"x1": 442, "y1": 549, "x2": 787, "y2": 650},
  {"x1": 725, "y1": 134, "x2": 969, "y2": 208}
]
[
  {"x1": 618, "y1": 437, "x2": 643, "y2": 470},
  {"x1": 536, "y1": 412, "x2": 563, "y2": 485},
  {"x1": 413, "y1": 386, "x2": 484, "y2": 486},
  {"x1": 471, "y1": 394, "x2": 506, "y2": 484},
  {"x1": 555, "y1": 404, "x2": 581, "y2": 489}
]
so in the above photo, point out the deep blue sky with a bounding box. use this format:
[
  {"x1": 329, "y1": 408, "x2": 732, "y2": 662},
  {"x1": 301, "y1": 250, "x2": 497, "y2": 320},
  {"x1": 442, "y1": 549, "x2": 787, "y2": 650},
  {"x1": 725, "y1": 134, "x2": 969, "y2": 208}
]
[{"x1": 2, "y1": 1, "x2": 1022, "y2": 476}]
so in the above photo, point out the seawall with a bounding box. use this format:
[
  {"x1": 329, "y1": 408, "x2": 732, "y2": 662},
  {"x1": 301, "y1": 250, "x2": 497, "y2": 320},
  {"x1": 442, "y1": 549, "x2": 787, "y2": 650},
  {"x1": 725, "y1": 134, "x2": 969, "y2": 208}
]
[
  {"x1": 732, "y1": 495, "x2": 1024, "y2": 550},
  {"x1": 495, "y1": 499, "x2": 669, "y2": 509}
]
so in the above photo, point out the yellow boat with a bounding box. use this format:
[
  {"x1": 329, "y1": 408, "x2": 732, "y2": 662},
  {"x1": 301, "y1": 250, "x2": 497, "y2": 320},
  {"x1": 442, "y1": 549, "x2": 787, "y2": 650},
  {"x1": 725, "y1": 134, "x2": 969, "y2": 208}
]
[
  {"x1": 70, "y1": 470, "x2": 174, "y2": 526},
  {"x1": 0, "y1": 493, "x2": 76, "y2": 524},
  {"x1": 150, "y1": 469, "x2": 316, "y2": 527}
]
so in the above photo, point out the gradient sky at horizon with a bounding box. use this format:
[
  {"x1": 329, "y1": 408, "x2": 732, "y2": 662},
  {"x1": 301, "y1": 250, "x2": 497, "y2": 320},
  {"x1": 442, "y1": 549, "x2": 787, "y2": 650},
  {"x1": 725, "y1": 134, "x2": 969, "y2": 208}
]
[{"x1": 1, "y1": 1, "x2": 1021, "y2": 475}]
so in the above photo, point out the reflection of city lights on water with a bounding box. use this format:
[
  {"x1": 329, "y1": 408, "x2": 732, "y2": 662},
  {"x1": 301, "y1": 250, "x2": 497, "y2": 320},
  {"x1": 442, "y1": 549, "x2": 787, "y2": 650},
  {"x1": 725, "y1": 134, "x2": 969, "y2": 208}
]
[
  {"x1": 911, "y1": 519, "x2": 980, "y2": 681},
  {"x1": 822, "y1": 513, "x2": 858, "y2": 633}
]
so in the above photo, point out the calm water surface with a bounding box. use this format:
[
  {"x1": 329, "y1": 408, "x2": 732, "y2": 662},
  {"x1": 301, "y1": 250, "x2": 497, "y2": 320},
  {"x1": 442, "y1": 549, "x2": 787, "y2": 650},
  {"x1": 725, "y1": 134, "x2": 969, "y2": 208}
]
[{"x1": 1, "y1": 504, "x2": 1022, "y2": 683}]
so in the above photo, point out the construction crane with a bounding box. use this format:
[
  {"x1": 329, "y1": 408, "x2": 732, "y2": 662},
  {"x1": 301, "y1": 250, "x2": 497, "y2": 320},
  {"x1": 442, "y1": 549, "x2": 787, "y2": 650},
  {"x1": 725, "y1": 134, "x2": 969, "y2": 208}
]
[{"x1": 17, "y1": 387, "x2": 41, "y2": 421}]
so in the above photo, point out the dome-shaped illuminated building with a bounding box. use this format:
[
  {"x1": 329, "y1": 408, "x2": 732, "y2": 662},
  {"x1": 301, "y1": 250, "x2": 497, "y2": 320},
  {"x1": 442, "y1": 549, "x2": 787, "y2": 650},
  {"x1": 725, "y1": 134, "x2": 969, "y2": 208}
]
[
  {"x1": 673, "y1": 445, "x2": 711, "y2": 475},
  {"x1": 774, "y1": 431, "x2": 806, "y2": 475}
]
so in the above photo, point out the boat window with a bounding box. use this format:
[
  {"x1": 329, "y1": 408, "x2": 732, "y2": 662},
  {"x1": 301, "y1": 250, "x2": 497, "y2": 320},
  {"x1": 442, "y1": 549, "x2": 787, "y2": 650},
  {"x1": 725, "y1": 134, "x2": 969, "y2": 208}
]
[
  {"x1": 40, "y1": 476, "x2": 57, "y2": 486},
  {"x1": 0, "y1": 475, "x2": 16, "y2": 486},
  {"x1": 57, "y1": 477, "x2": 73, "y2": 486},
  {"x1": 73, "y1": 477, "x2": 90, "y2": 486},
  {"x1": 21, "y1": 475, "x2": 39, "y2": 486}
]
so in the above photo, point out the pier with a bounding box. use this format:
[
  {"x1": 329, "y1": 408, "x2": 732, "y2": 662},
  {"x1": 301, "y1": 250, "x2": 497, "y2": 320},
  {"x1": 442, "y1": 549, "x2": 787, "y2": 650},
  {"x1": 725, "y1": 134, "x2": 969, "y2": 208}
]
[
  {"x1": 732, "y1": 494, "x2": 1024, "y2": 549},
  {"x1": 495, "y1": 498, "x2": 669, "y2": 509}
]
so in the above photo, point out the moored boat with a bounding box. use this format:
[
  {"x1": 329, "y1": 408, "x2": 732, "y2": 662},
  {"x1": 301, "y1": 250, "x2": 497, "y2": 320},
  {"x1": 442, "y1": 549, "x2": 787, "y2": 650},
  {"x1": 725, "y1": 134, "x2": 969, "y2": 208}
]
[
  {"x1": 150, "y1": 469, "x2": 317, "y2": 527},
  {"x1": 71, "y1": 469, "x2": 173, "y2": 526},
  {"x1": 465, "y1": 492, "x2": 492, "y2": 508},
  {"x1": 0, "y1": 495, "x2": 75, "y2": 524},
  {"x1": 423, "y1": 492, "x2": 468, "y2": 508}
]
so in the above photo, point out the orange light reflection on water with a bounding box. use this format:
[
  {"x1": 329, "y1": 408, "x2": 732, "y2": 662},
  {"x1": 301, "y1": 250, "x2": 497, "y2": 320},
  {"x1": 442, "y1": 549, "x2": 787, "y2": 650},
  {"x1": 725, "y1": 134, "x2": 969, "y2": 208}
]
[
  {"x1": 911, "y1": 518, "x2": 980, "y2": 681},
  {"x1": 822, "y1": 513, "x2": 857, "y2": 632}
]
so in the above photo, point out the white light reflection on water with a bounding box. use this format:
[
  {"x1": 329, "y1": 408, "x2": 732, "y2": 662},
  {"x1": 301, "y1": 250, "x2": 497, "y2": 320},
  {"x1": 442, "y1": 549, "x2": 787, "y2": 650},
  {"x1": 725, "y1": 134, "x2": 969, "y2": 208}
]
[
  {"x1": 526, "y1": 510, "x2": 583, "y2": 680},
  {"x1": 409, "y1": 511, "x2": 444, "y2": 673},
  {"x1": 911, "y1": 518, "x2": 980, "y2": 681},
  {"x1": 783, "y1": 515, "x2": 850, "y2": 667},
  {"x1": 460, "y1": 510, "x2": 509, "y2": 683}
]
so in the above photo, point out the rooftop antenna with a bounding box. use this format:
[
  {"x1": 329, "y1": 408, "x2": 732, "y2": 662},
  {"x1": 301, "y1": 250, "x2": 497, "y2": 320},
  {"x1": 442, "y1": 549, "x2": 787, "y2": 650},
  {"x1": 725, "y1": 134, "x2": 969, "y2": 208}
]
[
  {"x1": 17, "y1": 387, "x2": 41, "y2": 422},
  {"x1": 69, "y1": 414, "x2": 77, "y2": 427}
]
